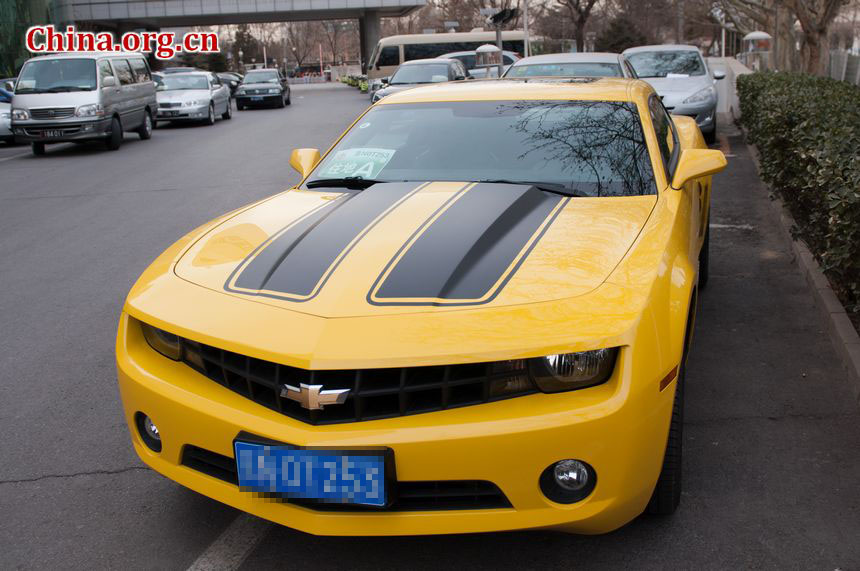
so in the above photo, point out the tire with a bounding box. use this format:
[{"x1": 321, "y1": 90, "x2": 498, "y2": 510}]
[
  {"x1": 236, "y1": 102, "x2": 245, "y2": 111},
  {"x1": 646, "y1": 362, "x2": 684, "y2": 515},
  {"x1": 137, "y1": 110, "x2": 153, "y2": 140},
  {"x1": 699, "y1": 221, "x2": 710, "y2": 290},
  {"x1": 32, "y1": 142, "x2": 46, "y2": 156},
  {"x1": 205, "y1": 103, "x2": 215, "y2": 125},
  {"x1": 285, "y1": 90, "x2": 291, "y2": 106},
  {"x1": 105, "y1": 117, "x2": 122, "y2": 151},
  {"x1": 276, "y1": 93, "x2": 285, "y2": 108},
  {"x1": 704, "y1": 117, "x2": 717, "y2": 144},
  {"x1": 222, "y1": 101, "x2": 232, "y2": 120}
]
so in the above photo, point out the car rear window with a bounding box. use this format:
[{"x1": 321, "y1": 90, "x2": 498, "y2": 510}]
[{"x1": 306, "y1": 100, "x2": 657, "y2": 197}]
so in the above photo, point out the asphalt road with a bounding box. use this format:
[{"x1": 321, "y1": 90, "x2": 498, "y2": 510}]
[{"x1": 1, "y1": 84, "x2": 859, "y2": 570}]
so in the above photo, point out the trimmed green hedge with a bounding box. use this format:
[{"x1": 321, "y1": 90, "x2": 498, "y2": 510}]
[{"x1": 738, "y1": 72, "x2": 860, "y2": 318}]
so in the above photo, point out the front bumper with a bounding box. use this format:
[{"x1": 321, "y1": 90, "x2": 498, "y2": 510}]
[
  {"x1": 116, "y1": 312, "x2": 676, "y2": 536},
  {"x1": 156, "y1": 105, "x2": 208, "y2": 122},
  {"x1": 12, "y1": 117, "x2": 112, "y2": 143},
  {"x1": 236, "y1": 94, "x2": 281, "y2": 105},
  {"x1": 664, "y1": 100, "x2": 717, "y2": 132}
]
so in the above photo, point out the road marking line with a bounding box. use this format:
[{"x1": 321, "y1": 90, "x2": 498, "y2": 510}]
[
  {"x1": 186, "y1": 513, "x2": 272, "y2": 571},
  {"x1": 0, "y1": 151, "x2": 30, "y2": 163},
  {"x1": 710, "y1": 223, "x2": 755, "y2": 231}
]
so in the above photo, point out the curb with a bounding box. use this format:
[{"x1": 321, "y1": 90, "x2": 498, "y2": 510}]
[{"x1": 742, "y1": 132, "x2": 860, "y2": 404}]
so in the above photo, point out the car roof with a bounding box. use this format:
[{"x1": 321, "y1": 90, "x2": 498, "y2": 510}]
[
  {"x1": 440, "y1": 50, "x2": 518, "y2": 58},
  {"x1": 244, "y1": 68, "x2": 279, "y2": 72},
  {"x1": 164, "y1": 71, "x2": 212, "y2": 77},
  {"x1": 401, "y1": 58, "x2": 457, "y2": 66},
  {"x1": 25, "y1": 52, "x2": 147, "y2": 62},
  {"x1": 623, "y1": 44, "x2": 701, "y2": 54},
  {"x1": 380, "y1": 77, "x2": 652, "y2": 105},
  {"x1": 510, "y1": 52, "x2": 622, "y2": 66}
]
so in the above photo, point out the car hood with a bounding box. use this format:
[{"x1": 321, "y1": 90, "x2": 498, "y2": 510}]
[
  {"x1": 157, "y1": 89, "x2": 210, "y2": 103},
  {"x1": 174, "y1": 181, "x2": 656, "y2": 318}
]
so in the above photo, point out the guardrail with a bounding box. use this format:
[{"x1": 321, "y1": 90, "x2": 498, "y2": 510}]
[{"x1": 829, "y1": 50, "x2": 860, "y2": 86}]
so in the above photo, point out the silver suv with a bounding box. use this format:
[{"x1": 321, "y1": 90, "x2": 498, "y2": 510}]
[{"x1": 11, "y1": 52, "x2": 157, "y2": 155}]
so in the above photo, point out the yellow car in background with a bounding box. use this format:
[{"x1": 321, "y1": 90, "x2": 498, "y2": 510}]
[{"x1": 116, "y1": 78, "x2": 726, "y2": 535}]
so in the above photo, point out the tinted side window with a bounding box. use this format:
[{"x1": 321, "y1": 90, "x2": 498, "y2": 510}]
[
  {"x1": 112, "y1": 59, "x2": 134, "y2": 85},
  {"x1": 378, "y1": 46, "x2": 399, "y2": 67},
  {"x1": 129, "y1": 58, "x2": 150, "y2": 82},
  {"x1": 404, "y1": 43, "x2": 444, "y2": 61},
  {"x1": 97, "y1": 60, "x2": 114, "y2": 81},
  {"x1": 648, "y1": 95, "x2": 677, "y2": 177}
]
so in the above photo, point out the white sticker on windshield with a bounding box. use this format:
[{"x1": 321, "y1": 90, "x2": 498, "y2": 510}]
[{"x1": 318, "y1": 148, "x2": 395, "y2": 179}]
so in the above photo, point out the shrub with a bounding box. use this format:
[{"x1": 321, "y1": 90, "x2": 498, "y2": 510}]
[{"x1": 738, "y1": 72, "x2": 860, "y2": 318}]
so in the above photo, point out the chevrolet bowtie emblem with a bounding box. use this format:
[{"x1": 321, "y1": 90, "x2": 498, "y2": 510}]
[{"x1": 280, "y1": 383, "x2": 350, "y2": 410}]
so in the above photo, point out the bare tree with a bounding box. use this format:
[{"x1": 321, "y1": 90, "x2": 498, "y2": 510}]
[
  {"x1": 556, "y1": 0, "x2": 599, "y2": 52},
  {"x1": 285, "y1": 21, "x2": 320, "y2": 68},
  {"x1": 786, "y1": 0, "x2": 849, "y2": 73}
]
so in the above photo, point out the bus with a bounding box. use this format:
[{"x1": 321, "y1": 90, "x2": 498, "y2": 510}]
[{"x1": 367, "y1": 31, "x2": 528, "y2": 79}]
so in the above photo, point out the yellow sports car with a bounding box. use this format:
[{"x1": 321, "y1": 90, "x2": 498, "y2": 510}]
[{"x1": 116, "y1": 78, "x2": 726, "y2": 535}]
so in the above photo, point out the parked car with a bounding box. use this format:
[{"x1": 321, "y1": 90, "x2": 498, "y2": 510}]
[
  {"x1": 623, "y1": 45, "x2": 724, "y2": 143},
  {"x1": 235, "y1": 68, "x2": 290, "y2": 109},
  {"x1": 371, "y1": 58, "x2": 469, "y2": 103},
  {"x1": 155, "y1": 72, "x2": 231, "y2": 126},
  {"x1": 217, "y1": 72, "x2": 243, "y2": 97},
  {"x1": 438, "y1": 50, "x2": 520, "y2": 78},
  {"x1": 0, "y1": 87, "x2": 13, "y2": 144},
  {"x1": 503, "y1": 52, "x2": 638, "y2": 79},
  {"x1": 116, "y1": 77, "x2": 726, "y2": 536},
  {"x1": 367, "y1": 76, "x2": 388, "y2": 100},
  {"x1": 160, "y1": 67, "x2": 200, "y2": 74},
  {"x1": 11, "y1": 52, "x2": 156, "y2": 155}
]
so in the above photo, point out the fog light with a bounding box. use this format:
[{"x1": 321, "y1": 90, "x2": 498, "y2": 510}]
[
  {"x1": 540, "y1": 459, "x2": 596, "y2": 504},
  {"x1": 135, "y1": 412, "x2": 162, "y2": 452}
]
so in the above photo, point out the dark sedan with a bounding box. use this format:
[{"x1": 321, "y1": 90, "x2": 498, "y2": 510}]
[{"x1": 235, "y1": 69, "x2": 291, "y2": 109}]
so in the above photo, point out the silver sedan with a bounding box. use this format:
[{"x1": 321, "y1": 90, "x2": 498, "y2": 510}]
[{"x1": 154, "y1": 71, "x2": 232, "y2": 126}]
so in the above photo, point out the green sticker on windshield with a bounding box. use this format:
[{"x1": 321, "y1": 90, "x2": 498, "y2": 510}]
[{"x1": 318, "y1": 148, "x2": 395, "y2": 179}]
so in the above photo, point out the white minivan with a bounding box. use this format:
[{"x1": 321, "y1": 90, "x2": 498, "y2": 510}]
[{"x1": 11, "y1": 52, "x2": 157, "y2": 155}]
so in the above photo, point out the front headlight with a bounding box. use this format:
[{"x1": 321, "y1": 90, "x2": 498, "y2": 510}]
[
  {"x1": 236, "y1": 88, "x2": 245, "y2": 94},
  {"x1": 683, "y1": 86, "x2": 716, "y2": 104},
  {"x1": 528, "y1": 348, "x2": 618, "y2": 393},
  {"x1": 183, "y1": 100, "x2": 204, "y2": 107},
  {"x1": 75, "y1": 103, "x2": 104, "y2": 117},
  {"x1": 11, "y1": 108, "x2": 29, "y2": 121},
  {"x1": 140, "y1": 322, "x2": 181, "y2": 360},
  {"x1": 267, "y1": 88, "x2": 280, "y2": 94},
  {"x1": 1, "y1": 112, "x2": 10, "y2": 119}
]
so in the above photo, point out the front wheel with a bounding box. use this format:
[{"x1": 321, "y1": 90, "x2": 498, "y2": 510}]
[
  {"x1": 222, "y1": 101, "x2": 232, "y2": 120},
  {"x1": 137, "y1": 111, "x2": 153, "y2": 140},
  {"x1": 205, "y1": 103, "x2": 215, "y2": 125},
  {"x1": 285, "y1": 90, "x2": 291, "y2": 106},
  {"x1": 646, "y1": 363, "x2": 684, "y2": 515},
  {"x1": 105, "y1": 116, "x2": 122, "y2": 151},
  {"x1": 704, "y1": 117, "x2": 717, "y2": 145},
  {"x1": 32, "y1": 142, "x2": 46, "y2": 156}
]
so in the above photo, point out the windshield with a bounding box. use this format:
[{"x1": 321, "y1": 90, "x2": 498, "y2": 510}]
[
  {"x1": 243, "y1": 71, "x2": 279, "y2": 83},
  {"x1": 157, "y1": 75, "x2": 209, "y2": 91},
  {"x1": 305, "y1": 101, "x2": 656, "y2": 197},
  {"x1": 15, "y1": 58, "x2": 96, "y2": 93},
  {"x1": 505, "y1": 62, "x2": 622, "y2": 78},
  {"x1": 390, "y1": 64, "x2": 449, "y2": 85},
  {"x1": 626, "y1": 51, "x2": 705, "y2": 77}
]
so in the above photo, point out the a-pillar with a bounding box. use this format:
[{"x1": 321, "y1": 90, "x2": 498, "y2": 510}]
[{"x1": 358, "y1": 10, "x2": 380, "y2": 73}]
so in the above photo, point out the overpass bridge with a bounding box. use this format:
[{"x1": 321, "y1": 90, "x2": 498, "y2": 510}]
[{"x1": 53, "y1": 0, "x2": 427, "y2": 70}]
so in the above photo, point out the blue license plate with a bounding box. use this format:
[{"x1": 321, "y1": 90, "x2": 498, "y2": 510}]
[
  {"x1": 251, "y1": 96, "x2": 263, "y2": 101},
  {"x1": 234, "y1": 441, "x2": 387, "y2": 506}
]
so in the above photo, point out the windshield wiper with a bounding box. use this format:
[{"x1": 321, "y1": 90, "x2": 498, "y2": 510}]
[
  {"x1": 476, "y1": 179, "x2": 589, "y2": 198},
  {"x1": 305, "y1": 177, "x2": 389, "y2": 190}
]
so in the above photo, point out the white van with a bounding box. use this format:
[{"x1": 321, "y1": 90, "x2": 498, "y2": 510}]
[
  {"x1": 367, "y1": 31, "x2": 527, "y2": 79},
  {"x1": 11, "y1": 52, "x2": 157, "y2": 155}
]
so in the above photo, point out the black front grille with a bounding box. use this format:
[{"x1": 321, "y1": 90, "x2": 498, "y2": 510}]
[
  {"x1": 160, "y1": 102, "x2": 181, "y2": 108},
  {"x1": 180, "y1": 339, "x2": 536, "y2": 425},
  {"x1": 181, "y1": 445, "x2": 512, "y2": 511},
  {"x1": 30, "y1": 107, "x2": 75, "y2": 119}
]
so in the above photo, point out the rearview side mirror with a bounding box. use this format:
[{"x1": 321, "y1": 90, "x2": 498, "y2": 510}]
[
  {"x1": 102, "y1": 76, "x2": 116, "y2": 88},
  {"x1": 712, "y1": 69, "x2": 726, "y2": 80},
  {"x1": 671, "y1": 149, "x2": 727, "y2": 190},
  {"x1": 290, "y1": 148, "x2": 321, "y2": 179},
  {"x1": 381, "y1": 77, "x2": 389, "y2": 85}
]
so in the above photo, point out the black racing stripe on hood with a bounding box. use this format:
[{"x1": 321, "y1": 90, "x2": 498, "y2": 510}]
[
  {"x1": 226, "y1": 182, "x2": 424, "y2": 301},
  {"x1": 369, "y1": 184, "x2": 566, "y2": 306}
]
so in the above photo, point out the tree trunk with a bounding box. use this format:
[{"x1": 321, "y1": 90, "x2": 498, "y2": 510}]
[
  {"x1": 803, "y1": 31, "x2": 825, "y2": 75},
  {"x1": 575, "y1": 19, "x2": 585, "y2": 52}
]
